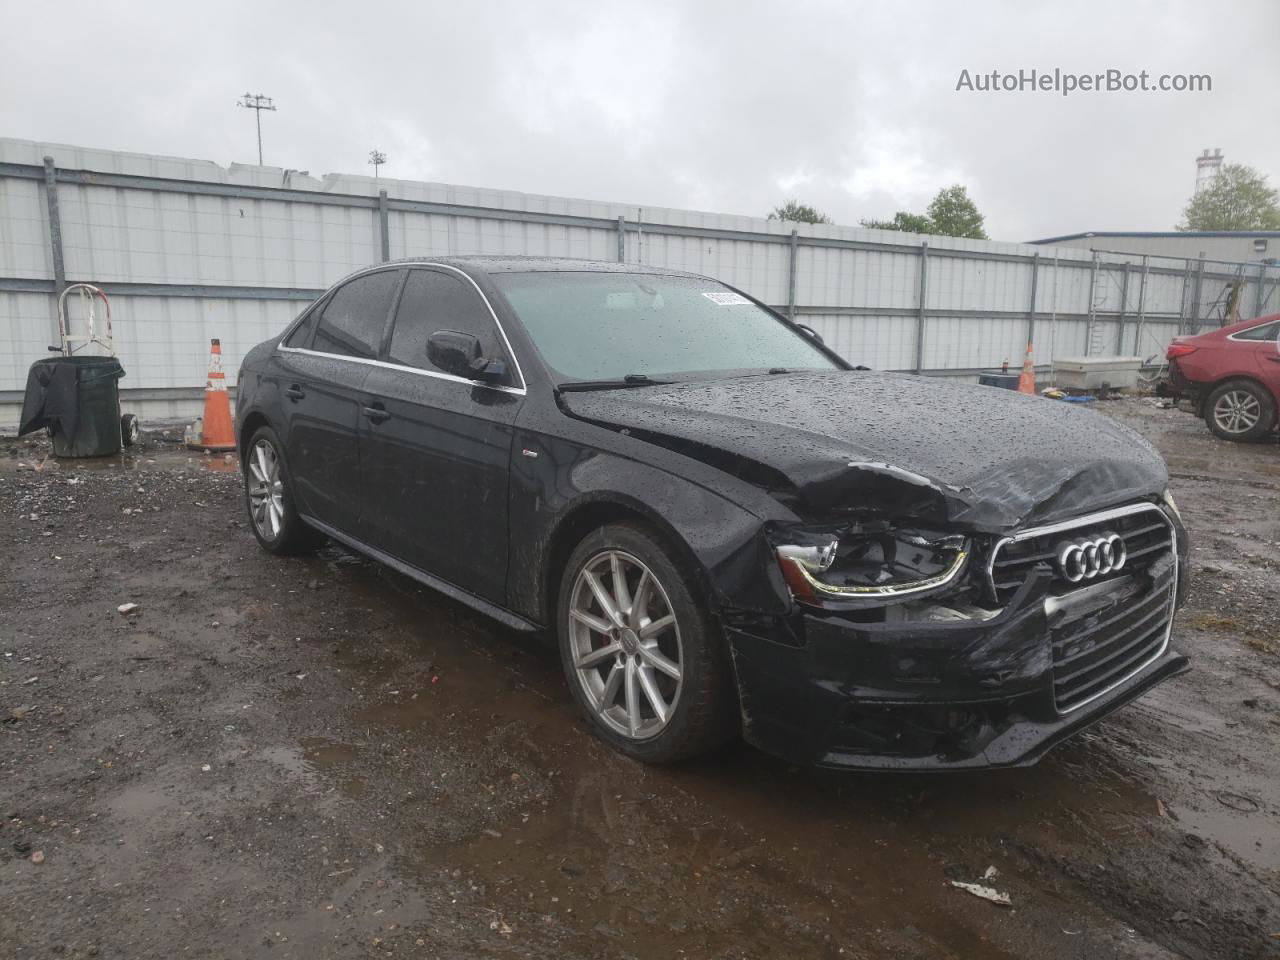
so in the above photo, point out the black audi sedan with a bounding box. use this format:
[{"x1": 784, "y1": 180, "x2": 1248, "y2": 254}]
[{"x1": 234, "y1": 257, "x2": 1189, "y2": 770}]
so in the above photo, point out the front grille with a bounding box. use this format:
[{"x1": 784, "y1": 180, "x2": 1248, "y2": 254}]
[
  {"x1": 988, "y1": 507, "x2": 1174, "y2": 605},
  {"x1": 987, "y1": 504, "x2": 1177, "y2": 713}
]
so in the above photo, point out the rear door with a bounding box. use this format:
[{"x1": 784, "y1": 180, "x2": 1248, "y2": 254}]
[
  {"x1": 278, "y1": 268, "x2": 402, "y2": 538},
  {"x1": 359, "y1": 266, "x2": 524, "y2": 603},
  {"x1": 1235, "y1": 319, "x2": 1280, "y2": 400}
]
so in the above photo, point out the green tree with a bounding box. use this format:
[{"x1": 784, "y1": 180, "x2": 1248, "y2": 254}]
[
  {"x1": 926, "y1": 185, "x2": 988, "y2": 239},
  {"x1": 858, "y1": 185, "x2": 988, "y2": 239},
  {"x1": 768, "y1": 199, "x2": 831, "y2": 224},
  {"x1": 1179, "y1": 164, "x2": 1280, "y2": 231},
  {"x1": 860, "y1": 211, "x2": 934, "y2": 233}
]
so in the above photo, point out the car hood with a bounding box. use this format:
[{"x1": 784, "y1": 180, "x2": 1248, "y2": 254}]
[{"x1": 560, "y1": 370, "x2": 1169, "y2": 533}]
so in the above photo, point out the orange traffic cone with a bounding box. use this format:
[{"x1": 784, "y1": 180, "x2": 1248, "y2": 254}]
[
  {"x1": 1016, "y1": 342, "x2": 1036, "y2": 395},
  {"x1": 188, "y1": 338, "x2": 237, "y2": 451}
]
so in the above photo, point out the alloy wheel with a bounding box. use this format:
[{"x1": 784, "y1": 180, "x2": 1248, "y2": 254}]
[
  {"x1": 568, "y1": 550, "x2": 684, "y2": 740},
  {"x1": 247, "y1": 438, "x2": 285, "y2": 540},
  {"x1": 1213, "y1": 389, "x2": 1262, "y2": 435}
]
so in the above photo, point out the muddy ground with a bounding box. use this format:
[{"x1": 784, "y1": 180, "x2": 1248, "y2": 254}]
[{"x1": 1, "y1": 398, "x2": 1277, "y2": 960}]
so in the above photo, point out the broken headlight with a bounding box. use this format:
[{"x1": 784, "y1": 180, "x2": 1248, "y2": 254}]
[{"x1": 773, "y1": 523, "x2": 970, "y2": 607}]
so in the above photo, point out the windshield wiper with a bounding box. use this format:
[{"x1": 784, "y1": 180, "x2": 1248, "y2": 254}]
[{"x1": 557, "y1": 374, "x2": 673, "y2": 392}]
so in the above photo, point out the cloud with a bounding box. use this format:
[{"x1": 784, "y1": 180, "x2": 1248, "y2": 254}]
[{"x1": 1, "y1": 0, "x2": 1277, "y2": 240}]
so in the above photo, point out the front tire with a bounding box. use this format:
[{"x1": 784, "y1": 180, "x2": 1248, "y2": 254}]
[
  {"x1": 1205, "y1": 380, "x2": 1275, "y2": 442},
  {"x1": 557, "y1": 522, "x2": 736, "y2": 763},
  {"x1": 243, "y1": 426, "x2": 323, "y2": 555}
]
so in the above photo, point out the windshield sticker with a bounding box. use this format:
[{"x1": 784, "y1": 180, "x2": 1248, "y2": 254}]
[{"x1": 701, "y1": 291, "x2": 751, "y2": 306}]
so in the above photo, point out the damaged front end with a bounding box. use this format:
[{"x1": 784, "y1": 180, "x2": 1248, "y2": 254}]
[
  {"x1": 559, "y1": 372, "x2": 1190, "y2": 769},
  {"x1": 727, "y1": 501, "x2": 1189, "y2": 771}
]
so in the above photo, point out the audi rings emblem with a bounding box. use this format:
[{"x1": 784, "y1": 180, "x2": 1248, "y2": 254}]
[{"x1": 1056, "y1": 533, "x2": 1127, "y2": 582}]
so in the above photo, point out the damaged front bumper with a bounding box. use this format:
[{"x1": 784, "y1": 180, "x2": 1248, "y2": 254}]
[{"x1": 724, "y1": 506, "x2": 1189, "y2": 771}]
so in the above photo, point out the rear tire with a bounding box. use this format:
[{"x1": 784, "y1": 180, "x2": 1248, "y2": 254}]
[
  {"x1": 556, "y1": 522, "x2": 737, "y2": 763},
  {"x1": 120, "y1": 414, "x2": 139, "y2": 446},
  {"x1": 1204, "y1": 380, "x2": 1275, "y2": 443},
  {"x1": 243, "y1": 425, "x2": 324, "y2": 555}
]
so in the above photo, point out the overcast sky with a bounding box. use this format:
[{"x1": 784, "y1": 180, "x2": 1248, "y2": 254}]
[{"x1": 3, "y1": 0, "x2": 1278, "y2": 241}]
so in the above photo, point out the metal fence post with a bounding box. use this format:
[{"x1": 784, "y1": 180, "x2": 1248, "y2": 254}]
[
  {"x1": 1255, "y1": 261, "x2": 1267, "y2": 318},
  {"x1": 616, "y1": 216, "x2": 626, "y2": 263},
  {"x1": 41, "y1": 156, "x2": 67, "y2": 344},
  {"x1": 378, "y1": 190, "x2": 390, "y2": 262},
  {"x1": 1134, "y1": 256, "x2": 1148, "y2": 355},
  {"x1": 1176, "y1": 259, "x2": 1192, "y2": 336},
  {"x1": 1026, "y1": 252, "x2": 1039, "y2": 349},
  {"x1": 1189, "y1": 256, "x2": 1205, "y2": 333},
  {"x1": 787, "y1": 229, "x2": 798, "y2": 322},
  {"x1": 914, "y1": 241, "x2": 929, "y2": 374},
  {"x1": 1114, "y1": 261, "x2": 1130, "y2": 355}
]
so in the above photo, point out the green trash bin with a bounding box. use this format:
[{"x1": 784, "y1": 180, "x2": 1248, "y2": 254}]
[{"x1": 18, "y1": 355, "x2": 128, "y2": 458}]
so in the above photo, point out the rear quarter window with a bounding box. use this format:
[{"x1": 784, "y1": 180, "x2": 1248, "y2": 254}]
[
  {"x1": 1233, "y1": 321, "x2": 1280, "y2": 341},
  {"x1": 282, "y1": 309, "x2": 317, "y2": 348}
]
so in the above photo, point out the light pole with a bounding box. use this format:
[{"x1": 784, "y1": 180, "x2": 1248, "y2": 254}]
[
  {"x1": 369, "y1": 150, "x2": 387, "y2": 178},
  {"x1": 237, "y1": 93, "x2": 277, "y2": 165}
]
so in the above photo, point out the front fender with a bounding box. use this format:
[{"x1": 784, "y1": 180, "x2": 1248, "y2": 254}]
[{"x1": 506, "y1": 427, "x2": 794, "y2": 626}]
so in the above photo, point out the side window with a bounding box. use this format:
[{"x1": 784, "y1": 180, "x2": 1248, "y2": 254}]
[
  {"x1": 1235, "y1": 321, "x2": 1280, "y2": 342},
  {"x1": 312, "y1": 271, "x2": 400, "y2": 359},
  {"x1": 282, "y1": 305, "x2": 319, "y2": 348},
  {"x1": 388, "y1": 269, "x2": 506, "y2": 378}
]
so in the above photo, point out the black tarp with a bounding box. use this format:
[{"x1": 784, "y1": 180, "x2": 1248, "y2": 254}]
[{"x1": 19, "y1": 356, "x2": 125, "y2": 457}]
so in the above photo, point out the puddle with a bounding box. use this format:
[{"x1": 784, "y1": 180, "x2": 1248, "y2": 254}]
[{"x1": 284, "y1": 557, "x2": 1185, "y2": 959}]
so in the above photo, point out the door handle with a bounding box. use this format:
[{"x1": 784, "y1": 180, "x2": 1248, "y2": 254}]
[
  {"x1": 363, "y1": 404, "x2": 391, "y2": 424},
  {"x1": 285, "y1": 384, "x2": 306, "y2": 400},
  {"x1": 1266, "y1": 355, "x2": 1280, "y2": 363}
]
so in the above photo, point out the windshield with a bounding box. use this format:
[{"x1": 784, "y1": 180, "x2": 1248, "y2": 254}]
[{"x1": 492, "y1": 272, "x2": 840, "y2": 382}]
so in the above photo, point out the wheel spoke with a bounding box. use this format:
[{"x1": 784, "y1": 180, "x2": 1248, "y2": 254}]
[
  {"x1": 248, "y1": 461, "x2": 266, "y2": 485},
  {"x1": 630, "y1": 568, "x2": 652, "y2": 626},
  {"x1": 624, "y1": 657, "x2": 640, "y2": 735},
  {"x1": 639, "y1": 613, "x2": 674, "y2": 640},
  {"x1": 576, "y1": 642, "x2": 621, "y2": 669},
  {"x1": 610, "y1": 553, "x2": 632, "y2": 620},
  {"x1": 636, "y1": 664, "x2": 668, "y2": 723},
  {"x1": 255, "y1": 444, "x2": 270, "y2": 483},
  {"x1": 584, "y1": 570, "x2": 624, "y2": 627},
  {"x1": 570, "y1": 607, "x2": 614, "y2": 635},
  {"x1": 639, "y1": 642, "x2": 681, "y2": 680},
  {"x1": 599, "y1": 662, "x2": 623, "y2": 713}
]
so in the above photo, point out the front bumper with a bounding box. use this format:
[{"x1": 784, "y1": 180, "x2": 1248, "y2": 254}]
[{"x1": 724, "y1": 566, "x2": 1189, "y2": 771}]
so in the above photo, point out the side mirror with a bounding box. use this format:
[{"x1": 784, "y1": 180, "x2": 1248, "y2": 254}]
[
  {"x1": 426, "y1": 330, "x2": 507, "y2": 383},
  {"x1": 796, "y1": 323, "x2": 825, "y2": 345}
]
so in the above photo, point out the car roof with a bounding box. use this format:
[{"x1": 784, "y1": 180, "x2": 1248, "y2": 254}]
[{"x1": 383, "y1": 255, "x2": 705, "y2": 278}]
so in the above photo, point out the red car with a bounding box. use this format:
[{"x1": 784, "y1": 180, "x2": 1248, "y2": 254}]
[{"x1": 1166, "y1": 313, "x2": 1280, "y2": 442}]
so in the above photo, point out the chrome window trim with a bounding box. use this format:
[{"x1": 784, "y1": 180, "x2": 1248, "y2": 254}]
[
  {"x1": 986, "y1": 501, "x2": 1177, "y2": 715},
  {"x1": 275, "y1": 261, "x2": 529, "y2": 395},
  {"x1": 276, "y1": 344, "x2": 527, "y2": 396},
  {"x1": 1226, "y1": 319, "x2": 1280, "y2": 343}
]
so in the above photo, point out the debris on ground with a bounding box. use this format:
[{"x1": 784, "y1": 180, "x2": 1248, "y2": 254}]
[
  {"x1": 117, "y1": 602, "x2": 139, "y2": 615},
  {"x1": 949, "y1": 881, "x2": 1012, "y2": 906}
]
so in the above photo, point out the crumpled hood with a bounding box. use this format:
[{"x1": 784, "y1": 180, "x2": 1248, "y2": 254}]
[{"x1": 561, "y1": 370, "x2": 1169, "y2": 533}]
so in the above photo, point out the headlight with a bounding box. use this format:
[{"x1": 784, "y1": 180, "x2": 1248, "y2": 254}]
[
  {"x1": 772, "y1": 523, "x2": 970, "y2": 607},
  {"x1": 1161, "y1": 488, "x2": 1181, "y2": 520}
]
